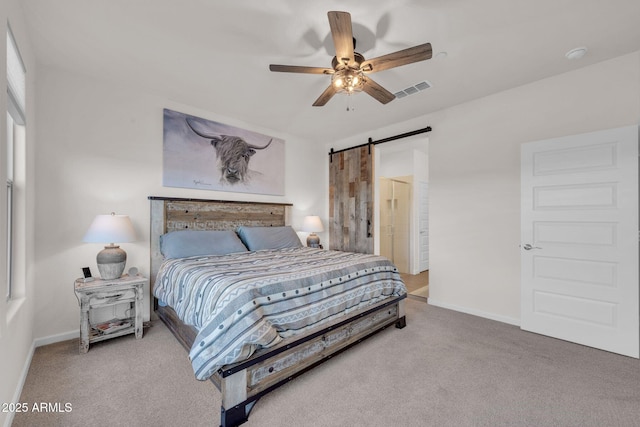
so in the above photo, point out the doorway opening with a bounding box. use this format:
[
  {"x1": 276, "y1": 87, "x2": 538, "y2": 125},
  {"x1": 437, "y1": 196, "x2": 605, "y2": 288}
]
[
  {"x1": 379, "y1": 177, "x2": 411, "y2": 273},
  {"x1": 375, "y1": 137, "x2": 429, "y2": 300}
]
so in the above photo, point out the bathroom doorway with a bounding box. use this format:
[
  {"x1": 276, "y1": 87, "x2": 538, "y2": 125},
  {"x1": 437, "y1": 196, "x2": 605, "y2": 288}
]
[{"x1": 379, "y1": 177, "x2": 411, "y2": 273}]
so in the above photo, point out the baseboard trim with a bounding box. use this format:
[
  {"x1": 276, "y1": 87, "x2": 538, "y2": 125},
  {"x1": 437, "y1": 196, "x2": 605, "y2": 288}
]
[
  {"x1": 4, "y1": 341, "x2": 35, "y2": 427},
  {"x1": 427, "y1": 298, "x2": 520, "y2": 327},
  {"x1": 34, "y1": 329, "x2": 78, "y2": 348},
  {"x1": 4, "y1": 330, "x2": 78, "y2": 427}
]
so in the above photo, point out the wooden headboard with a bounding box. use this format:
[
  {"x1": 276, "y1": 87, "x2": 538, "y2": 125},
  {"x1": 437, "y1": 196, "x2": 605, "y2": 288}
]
[{"x1": 148, "y1": 196, "x2": 292, "y2": 290}]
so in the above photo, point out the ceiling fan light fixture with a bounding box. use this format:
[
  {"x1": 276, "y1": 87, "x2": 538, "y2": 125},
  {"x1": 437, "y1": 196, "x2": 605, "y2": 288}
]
[{"x1": 332, "y1": 68, "x2": 365, "y2": 93}]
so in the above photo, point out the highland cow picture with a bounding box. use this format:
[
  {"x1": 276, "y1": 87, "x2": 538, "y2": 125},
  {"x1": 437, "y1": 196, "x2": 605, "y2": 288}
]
[{"x1": 163, "y1": 108, "x2": 285, "y2": 195}]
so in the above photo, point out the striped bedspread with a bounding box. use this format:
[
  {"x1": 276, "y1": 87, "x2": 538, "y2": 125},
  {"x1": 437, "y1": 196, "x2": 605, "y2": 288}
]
[{"x1": 153, "y1": 247, "x2": 406, "y2": 380}]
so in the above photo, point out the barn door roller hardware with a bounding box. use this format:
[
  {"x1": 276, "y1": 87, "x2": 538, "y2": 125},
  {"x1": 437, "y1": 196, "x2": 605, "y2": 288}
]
[{"x1": 329, "y1": 126, "x2": 431, "y2": 162}]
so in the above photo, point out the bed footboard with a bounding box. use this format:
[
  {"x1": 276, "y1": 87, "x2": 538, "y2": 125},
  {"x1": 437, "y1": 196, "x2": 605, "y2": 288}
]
[
  {"x1": 157, "y1": 296, "x2": 406, "y2": 427},
  {"x1": 219, "y1": 296, "x2": 405, "y2": 427}
]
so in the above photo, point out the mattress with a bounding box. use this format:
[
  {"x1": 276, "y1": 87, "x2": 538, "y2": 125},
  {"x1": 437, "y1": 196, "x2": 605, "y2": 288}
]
[{"x1": 153, "y1": 247, "x2": 406, "y2": 380}]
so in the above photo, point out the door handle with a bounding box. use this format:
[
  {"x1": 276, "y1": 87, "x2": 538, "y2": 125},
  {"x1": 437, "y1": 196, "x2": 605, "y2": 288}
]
[{"x1": 522, "y1": 243, "x2": 542, "y2": 251}]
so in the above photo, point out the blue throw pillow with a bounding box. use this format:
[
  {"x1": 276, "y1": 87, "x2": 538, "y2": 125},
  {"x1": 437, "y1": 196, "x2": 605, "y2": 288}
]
[
  {"x1": 160, "y1": 230, "x2": 248, "y2": 259},
  {"x1": 236, "y1": 226, "x2": 302, "y2": 251}
]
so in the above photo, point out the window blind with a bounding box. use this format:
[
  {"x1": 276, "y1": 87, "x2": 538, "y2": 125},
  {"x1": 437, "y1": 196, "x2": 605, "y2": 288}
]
[{"x1": 7, "y1": 25, "x2": 26, "y2": 125}]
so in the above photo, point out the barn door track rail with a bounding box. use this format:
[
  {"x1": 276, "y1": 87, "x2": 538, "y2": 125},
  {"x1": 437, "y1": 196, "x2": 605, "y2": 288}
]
[{"x1": 329, "y1": 126, "x2": 432, "y2": 161}]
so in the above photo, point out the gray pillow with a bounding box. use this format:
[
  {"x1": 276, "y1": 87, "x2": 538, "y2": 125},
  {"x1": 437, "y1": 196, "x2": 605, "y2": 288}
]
[
  {"x1": 236, "y1": 226, "x2": 302, "y2": 251},
  {"x1": 160, "y1": 230, "x2": 248, "y2": 259}
]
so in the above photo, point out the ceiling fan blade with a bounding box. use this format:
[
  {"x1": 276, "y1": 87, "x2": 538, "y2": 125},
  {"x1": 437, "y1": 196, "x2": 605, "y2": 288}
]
[
  {"x1": 362, "y1": 77, "x2": 395, "y2": 104},
  {"x1": 328, "y1": 11, "x2": 355, "y2": 66},
  {"x1": 361, "y1": 43, "x2": 432, "y2": 73},
  {"x1": 312, "y1": 84, "x2": 338, "y2": 107},
  {"x1": 269, "y1": 64, "x2": 334, "y2": 74}
]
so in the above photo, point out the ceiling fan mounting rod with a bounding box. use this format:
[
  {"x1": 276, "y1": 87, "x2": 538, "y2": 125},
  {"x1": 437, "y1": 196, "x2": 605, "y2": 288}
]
[{"x1": 332, "y1": 52, "x2": 364, "y2": 71}]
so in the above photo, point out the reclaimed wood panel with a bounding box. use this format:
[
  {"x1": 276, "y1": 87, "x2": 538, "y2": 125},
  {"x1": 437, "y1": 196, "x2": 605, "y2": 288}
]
[
  {"x1": 165, "y1": 200, "x2": 288, "y2": 232},
  {"x1": 246, "y1": 303, "x2": 398, "y2": 394},
  {"x1": 329, "y1": 146, "x2": 374, "y2": 253}
]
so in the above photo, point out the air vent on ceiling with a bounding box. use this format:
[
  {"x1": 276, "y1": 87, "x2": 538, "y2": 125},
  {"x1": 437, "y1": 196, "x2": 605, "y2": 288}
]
[{"x1": 393, "y1": 81, "x2": 432, "y2": 99}]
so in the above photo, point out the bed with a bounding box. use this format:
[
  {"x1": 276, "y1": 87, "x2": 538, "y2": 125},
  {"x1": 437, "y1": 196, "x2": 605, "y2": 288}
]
[{"x1": 149, "y1": 196, "x2": 407, "y2": 427}]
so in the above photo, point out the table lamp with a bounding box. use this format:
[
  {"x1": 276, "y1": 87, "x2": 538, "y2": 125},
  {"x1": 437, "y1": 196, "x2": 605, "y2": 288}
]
[
  {"x1": 302, "y1": 215, "x2": 324, "y2": 248},
  {"x1": 83, "y1": 212, "x2": 137, "y2": 280}
]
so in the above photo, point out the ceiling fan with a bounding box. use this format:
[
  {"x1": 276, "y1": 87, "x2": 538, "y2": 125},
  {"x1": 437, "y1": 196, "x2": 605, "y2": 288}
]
[{"x1": 269, "y1": 11, "x2": 432, "y2": 107}]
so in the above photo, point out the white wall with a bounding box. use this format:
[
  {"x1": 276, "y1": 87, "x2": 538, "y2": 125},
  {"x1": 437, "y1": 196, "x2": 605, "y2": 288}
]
[
  {"x1": 32, "y1": 66, "x2": 327, "y2": 340},
  {"x1": 379, "y1": 149, "x2": 413, "y2": 177},
  {"x1": 427, "y1": 52, "x2": 640, "y2": 324},
  {"x1": 0, "y1": 2, "x2": 38, "y2": 427},
  {"x1": 333, "y1": 51, "x2": 640, "y2": 324}
]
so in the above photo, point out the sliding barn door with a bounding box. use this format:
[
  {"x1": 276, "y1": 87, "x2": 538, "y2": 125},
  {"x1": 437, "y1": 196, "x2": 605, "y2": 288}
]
[{"x1": 329, "y1": 145, "x2": 374, "y2": 253}]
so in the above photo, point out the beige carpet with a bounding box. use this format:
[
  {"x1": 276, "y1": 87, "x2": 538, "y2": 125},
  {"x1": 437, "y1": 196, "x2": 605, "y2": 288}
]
[{"x1": 13, "y1": 299, "x2": 640, "y2": 427}]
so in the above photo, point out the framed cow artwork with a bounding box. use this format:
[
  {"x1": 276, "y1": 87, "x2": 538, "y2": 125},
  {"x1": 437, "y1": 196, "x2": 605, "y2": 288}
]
[{"x1": 162, "y1": 108, "x2": 285, "y2": 195}]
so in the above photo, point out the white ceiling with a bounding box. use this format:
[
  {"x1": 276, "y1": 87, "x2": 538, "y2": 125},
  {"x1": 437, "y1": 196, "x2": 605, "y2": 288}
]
[{"x1": 20, "y1": 0, "x2": 640, "y2": 143}]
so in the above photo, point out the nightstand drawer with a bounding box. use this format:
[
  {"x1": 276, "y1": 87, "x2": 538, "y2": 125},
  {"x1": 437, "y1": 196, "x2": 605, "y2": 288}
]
[{"x1": 88, "y1": 289, "x2": 136, "y2": 308}]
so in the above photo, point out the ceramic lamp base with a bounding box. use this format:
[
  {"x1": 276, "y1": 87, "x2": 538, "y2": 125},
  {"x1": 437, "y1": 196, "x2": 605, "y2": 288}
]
[
  {"x1": 307, "y1": 233, "x2": 321, "y2": 248},
  {"x1": 96, "y1": 245, "x2": 126, "y2": 280}
]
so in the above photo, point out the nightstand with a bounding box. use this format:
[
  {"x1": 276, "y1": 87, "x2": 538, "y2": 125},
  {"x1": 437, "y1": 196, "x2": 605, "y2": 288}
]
[{"x1": 74, "y1": 275, "x2": 146, "y2": 353}]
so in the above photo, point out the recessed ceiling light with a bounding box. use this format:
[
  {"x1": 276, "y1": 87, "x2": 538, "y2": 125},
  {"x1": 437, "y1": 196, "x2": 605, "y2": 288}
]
[
  {"x1": 565, "y1": 47, "x2": 587, "y2": 60},
  {"x1": 434, "y1": 51, "x2": 448, "y2": 60}
]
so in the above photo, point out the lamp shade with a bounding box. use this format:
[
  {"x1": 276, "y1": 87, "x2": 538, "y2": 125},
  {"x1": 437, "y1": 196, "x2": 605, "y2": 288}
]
[
  {"x1": 83, "y1": 213, "x2": 136, "y2": 280},
  {"x1": 83, "y1": 213, "x2": 137, "y2": 244},
  {"x1": 302, "y1": 216, "x2": 324, "y2": 233}
]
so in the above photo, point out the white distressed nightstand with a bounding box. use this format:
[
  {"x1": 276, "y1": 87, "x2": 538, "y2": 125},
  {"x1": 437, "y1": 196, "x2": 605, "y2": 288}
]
[{"x1": 74, "y1": 275, "x2": 146, "y2": 353}]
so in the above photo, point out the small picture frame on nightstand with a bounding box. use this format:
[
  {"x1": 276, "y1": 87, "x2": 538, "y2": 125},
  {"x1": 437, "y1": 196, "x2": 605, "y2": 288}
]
[{"x1": 81, "y1": 267, "x2": 94, "y2": 283}]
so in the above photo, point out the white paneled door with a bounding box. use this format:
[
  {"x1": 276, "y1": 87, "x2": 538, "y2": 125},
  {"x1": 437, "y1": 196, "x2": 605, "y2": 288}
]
[{"x1": 521, "y1": 126, "x2": 639, "y2": 358}]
